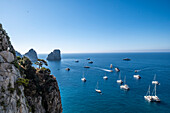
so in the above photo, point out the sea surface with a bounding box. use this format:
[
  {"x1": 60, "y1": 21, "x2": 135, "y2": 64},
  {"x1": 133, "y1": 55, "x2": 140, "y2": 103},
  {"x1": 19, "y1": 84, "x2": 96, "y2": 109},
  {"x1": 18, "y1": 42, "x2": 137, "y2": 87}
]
[{"x1": 37, "y1": 53, "x2": 170, "y2": 113}]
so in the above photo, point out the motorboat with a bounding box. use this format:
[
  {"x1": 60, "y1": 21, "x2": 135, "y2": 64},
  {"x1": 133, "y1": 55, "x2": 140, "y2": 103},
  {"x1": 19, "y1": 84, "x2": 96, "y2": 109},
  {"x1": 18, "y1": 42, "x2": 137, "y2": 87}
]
[
  {"x1": 123, "y1": 58, "x2": 131, "y2": 61},
  {"x1": 115, "y1": 67, "x2": 120, "y2": 72},
  {"x1": 133, "y1": 75, "x2": 141, "y2": 79},
  {"x1": 65, "y1": 68, "x2": 70, "y2": 71},
  {"x1": 75, "y1": 60, "x2": 79, "y2": 62},
  {"x1": 87, "y1": 58, "x2": 90, "y2": 60},
  {"x1": 103, "y1": 73, "x2": 108, "y2": 80},
  {"x1": 88, "y1": 61, "x2": 93, "y2": 64}
]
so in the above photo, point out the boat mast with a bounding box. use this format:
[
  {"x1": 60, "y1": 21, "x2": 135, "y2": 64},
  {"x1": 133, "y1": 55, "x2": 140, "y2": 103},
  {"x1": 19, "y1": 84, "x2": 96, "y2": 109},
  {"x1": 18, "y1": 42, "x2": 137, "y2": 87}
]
[
  {"x1": 154, "y1": 74, "x2": 156, "y2": 80},
  {"x1": 124, "y1": 75, "x2": 126, "y2": 84},
  {"x1": 146, "y1": 85, "x2": 150, "y2": 96},
  {"x1": 155, "y1": 84, "x2": 156, "y2": 96},
  {"x1": 119, "y1": 73, "x2": 121, "y2": 80}
]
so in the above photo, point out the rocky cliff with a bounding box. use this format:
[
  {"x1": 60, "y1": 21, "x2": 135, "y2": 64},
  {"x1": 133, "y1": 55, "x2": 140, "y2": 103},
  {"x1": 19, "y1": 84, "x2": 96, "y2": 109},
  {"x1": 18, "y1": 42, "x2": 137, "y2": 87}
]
[
  {"x1": 47, "y1": 50, "x2": 61, "y2": 61},
  {"x1": 24, "y1": 49, "x2": 38, "y2": 61},
  {"x1": 0, "y1": 23, "x2": 62, "y2": 113}
]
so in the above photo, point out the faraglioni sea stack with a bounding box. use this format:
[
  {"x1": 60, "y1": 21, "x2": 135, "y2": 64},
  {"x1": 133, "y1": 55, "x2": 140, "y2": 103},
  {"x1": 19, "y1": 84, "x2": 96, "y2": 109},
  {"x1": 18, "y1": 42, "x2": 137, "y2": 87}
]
[
  {"x1": 47, "y1": 49, "x2": 61, "y2": 60},
  {"x1": 24, "y1": 48, "x2": 38, "y2": 61}
]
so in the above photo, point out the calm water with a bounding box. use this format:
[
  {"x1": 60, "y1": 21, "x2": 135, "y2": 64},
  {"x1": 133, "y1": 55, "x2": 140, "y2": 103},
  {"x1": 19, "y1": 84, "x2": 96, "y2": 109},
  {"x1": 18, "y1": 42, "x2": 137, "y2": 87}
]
[{"x1": 38, "y1": 53, "x2": 170, "y2": 113}]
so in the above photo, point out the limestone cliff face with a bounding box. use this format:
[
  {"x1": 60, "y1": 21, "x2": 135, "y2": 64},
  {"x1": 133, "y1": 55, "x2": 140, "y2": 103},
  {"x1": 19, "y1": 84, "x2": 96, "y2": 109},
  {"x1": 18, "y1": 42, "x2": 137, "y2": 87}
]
[
  {"x1": 47, "y1": 49, "x2": 61, "y2": 61},
  {"x1": 24, "y1": 49, "x2": 38, "y2": 61},
  {"x1": 0, "y1": 24, "x2": 29, "y2": 113},
  {"x1": 0, "y1": 24, "x2": 62, "y2": 113}
]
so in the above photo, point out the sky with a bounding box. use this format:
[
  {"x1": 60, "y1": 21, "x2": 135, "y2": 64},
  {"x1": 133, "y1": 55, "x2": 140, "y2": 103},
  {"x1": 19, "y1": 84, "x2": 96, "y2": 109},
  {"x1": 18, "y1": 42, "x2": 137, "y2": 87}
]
[{"x1": 0, "y1": 0, "x2": 170, "y2": 54}]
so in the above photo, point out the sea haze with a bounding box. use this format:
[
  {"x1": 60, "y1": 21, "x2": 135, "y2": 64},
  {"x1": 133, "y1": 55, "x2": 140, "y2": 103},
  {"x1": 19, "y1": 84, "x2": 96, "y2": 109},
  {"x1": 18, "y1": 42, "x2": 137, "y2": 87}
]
[{"x1": 37, "y1": 53, "x2": 170, "y2": 113}]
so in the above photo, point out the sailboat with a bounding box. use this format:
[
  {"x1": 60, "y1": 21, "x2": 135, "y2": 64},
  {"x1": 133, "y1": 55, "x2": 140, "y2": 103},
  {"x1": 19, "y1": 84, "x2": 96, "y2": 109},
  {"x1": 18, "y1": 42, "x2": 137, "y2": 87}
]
[
  {"x1": 95, "y1": 82, "x2": 102, "y2": 93},
  {"x1": 152, "y1": 74, "x2": 159, "y2": 85},
  {"x1": 110, "y1": 64, "x2": 113, "y2": 69},
  {"x1": 103, "y1": 73, "x2": 108, "y2": 80},
  {"x1": 144, "y1": 85, "x2": 153, "y2": 102},
  {"x1": 117, "y1": 73, "x2": 123, "y2": 84},
  {"x1": 151, "y1": 84, "x2": 161, "y2": 102},
  {"x1": 81, "y1": 72, "x2": 86, "y2": 82},
  {"x1": 120, "y1": 76, "x2": 129, "y2": 90}
]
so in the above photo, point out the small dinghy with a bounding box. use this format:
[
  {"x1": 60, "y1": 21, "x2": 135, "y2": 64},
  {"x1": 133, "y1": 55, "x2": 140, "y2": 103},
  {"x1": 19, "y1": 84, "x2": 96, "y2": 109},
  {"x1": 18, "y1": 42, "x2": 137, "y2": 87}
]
[
  {"x1": 87, "y1": 58, "x2": 90, "y2": 60},
  {"x1": 75, "y1": 60, "x2": 79, "y2": 62}
]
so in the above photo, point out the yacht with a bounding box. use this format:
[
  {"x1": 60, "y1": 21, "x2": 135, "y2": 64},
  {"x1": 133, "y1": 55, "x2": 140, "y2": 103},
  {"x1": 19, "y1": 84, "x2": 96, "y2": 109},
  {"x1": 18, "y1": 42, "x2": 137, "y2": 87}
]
[
  {"x1": 123, "y1": 58, "x2": 131, "y2": 61},
  {"x1": 95, "y1": 82, "x2": 102, "y2": 93},
  {"x1": 151, "y1": 84, "x2": 161, "y2": 102},
  {"x1": 144, "y1": 85, "x2": 153, "y2": 102},
  {"x1": 84, "y1": 66, "x2": 90, "y2": 68},
  {"x1": 120, "y1": 76, "x2": 129, "y2": 90},
  {"x1": 110, "y1": 64, "x2": 113, "y2": 69},
  {"x1": 133, "y1": 75, "x2": 141, "y2": 79},
  {"x1": 115, "y1": 67, "x2": 120, "y2": 72},
  {"x1": 88, "y1": 61, "x2": 93, "y2": 64},
  {"x1": 81, "y1": 73, "x2": 86, "y2": 82},
  {"x1": 75, "y1": 60, "x2": 79, "y2": 62},
  {"x1": 152, "y1": 74, "x2": 160, "y2": 85},
  {"x1": 103, "y1": 73, "x2": 108, "y2": 80},
  {"x1": 65, "y1": 68, "x2": 70, "y2": 71},
  {"x1": 117, "y1": 73, "x2": 123, "y2": 84}
]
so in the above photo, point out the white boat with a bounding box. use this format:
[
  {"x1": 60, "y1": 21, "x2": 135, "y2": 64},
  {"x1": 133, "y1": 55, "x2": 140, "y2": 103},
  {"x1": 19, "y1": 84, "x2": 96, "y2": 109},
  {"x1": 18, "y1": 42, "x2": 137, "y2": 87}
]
[
  {"x1": 133, "y1": 75, "x2": 141, "y2": 79},
  {"x1": 120, "y1": 76, "x2": 129, "y2": 90},
  {"x1": 115, "y1": 67, "x2": 120, "y2": 72},
  {"x1": 151, "y1": 84, "x2": 160, "y2": 102},
  {"x1": 152, "y1": 74, "x2": 159, "y2": 85},
  {"x1": 110, "y1": 64, "x2": 113, "y2": 69},
  {"x1": 117, "y1": 73, "x2": 123, "y2": 84},
  {"x1": 103, "y1": 73, "x2": 108, "y2": 80},
  {"x1": 95, "y1": 82, "x2": 102, "y2": 93},
  {"x1": 81, "y1": 73, "x2": 86, "y2": 82},
  {"x1": 144, "y1": 85, "x2": 153, "y2": 102}
]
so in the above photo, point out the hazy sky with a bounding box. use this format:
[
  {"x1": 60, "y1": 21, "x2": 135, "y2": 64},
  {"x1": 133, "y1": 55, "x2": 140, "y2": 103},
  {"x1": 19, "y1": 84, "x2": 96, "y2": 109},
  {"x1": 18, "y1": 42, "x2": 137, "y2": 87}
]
[{"x1": 0, "y1": 0, "x2": 170, "y2": 54}]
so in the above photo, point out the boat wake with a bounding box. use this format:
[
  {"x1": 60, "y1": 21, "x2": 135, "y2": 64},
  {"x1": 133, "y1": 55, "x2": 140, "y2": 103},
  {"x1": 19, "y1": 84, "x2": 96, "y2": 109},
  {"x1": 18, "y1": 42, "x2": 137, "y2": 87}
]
[{"x1": 94, "y1": 67, "x2": 113, "y2": 72}]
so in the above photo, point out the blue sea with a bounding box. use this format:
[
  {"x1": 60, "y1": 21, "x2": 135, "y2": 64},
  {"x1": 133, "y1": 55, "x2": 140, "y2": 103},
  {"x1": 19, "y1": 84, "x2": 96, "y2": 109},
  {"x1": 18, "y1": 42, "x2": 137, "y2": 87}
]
[{"x1": 38, "y1": 53, "x2": 170, "y2": 113}]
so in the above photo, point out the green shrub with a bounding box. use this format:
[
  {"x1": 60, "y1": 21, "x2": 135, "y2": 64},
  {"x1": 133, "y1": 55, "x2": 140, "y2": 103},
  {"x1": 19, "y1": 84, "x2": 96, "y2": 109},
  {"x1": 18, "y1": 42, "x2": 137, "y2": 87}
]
[{"x1": 16, "y1": 78, "x2": 29, "y2": 86}]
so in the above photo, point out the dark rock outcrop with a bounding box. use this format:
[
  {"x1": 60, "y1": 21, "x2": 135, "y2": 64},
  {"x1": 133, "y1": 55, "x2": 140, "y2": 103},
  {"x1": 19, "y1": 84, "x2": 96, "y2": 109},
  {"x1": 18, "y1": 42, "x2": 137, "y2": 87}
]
[
  {"x1": 47, "y1": 49, "x2": 61, "y2": 61},
  {"x1": 24, "y1": 49, "x2": 38, "y2": 61},
  {"x1": 0, "y1": 23, "x2": 62, "y2": 113},
  {"x1": 16, "y1": 51, "x2": 22, "y2": 57}
]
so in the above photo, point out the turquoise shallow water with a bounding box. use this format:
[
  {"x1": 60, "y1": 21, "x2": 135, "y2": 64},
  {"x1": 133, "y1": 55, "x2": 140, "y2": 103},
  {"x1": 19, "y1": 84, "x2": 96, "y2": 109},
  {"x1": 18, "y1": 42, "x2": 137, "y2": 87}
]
[{"x1": 38, "y1": 53, "x2": 170, "y2": 113}]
